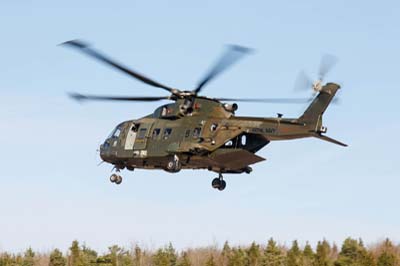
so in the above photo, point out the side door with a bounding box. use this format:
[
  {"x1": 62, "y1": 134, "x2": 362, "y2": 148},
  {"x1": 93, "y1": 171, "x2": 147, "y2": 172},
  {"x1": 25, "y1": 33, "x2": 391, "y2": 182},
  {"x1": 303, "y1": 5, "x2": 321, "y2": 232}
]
[
  {"x1": 134, "y1": 123, "x2": 153, "y2": 150},
  {"x1": 124, "y1": 123, "x2": 138, "y2": 150}
]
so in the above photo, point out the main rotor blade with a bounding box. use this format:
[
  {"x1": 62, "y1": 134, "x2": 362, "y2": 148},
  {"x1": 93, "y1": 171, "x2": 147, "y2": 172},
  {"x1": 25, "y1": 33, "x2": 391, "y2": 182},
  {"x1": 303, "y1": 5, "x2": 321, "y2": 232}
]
[
  {"x1": 61, "y1": 40, "x2": 176, "y2": 93},
  {"x1": 194, "y1": 44, "x2": 253, "y2": 94},
  {"x1": 215, "y1": 97, "x2": 313, "y2": 103},
  {"x1": 318, "y1": 54, "x2": 338, "y2": 80},
  {"x1": 68, "y1": 93, "x2": 171, "y2": 102},
  {"x1": 218, "y1": 97, "x2": 340, "y2": 105}
]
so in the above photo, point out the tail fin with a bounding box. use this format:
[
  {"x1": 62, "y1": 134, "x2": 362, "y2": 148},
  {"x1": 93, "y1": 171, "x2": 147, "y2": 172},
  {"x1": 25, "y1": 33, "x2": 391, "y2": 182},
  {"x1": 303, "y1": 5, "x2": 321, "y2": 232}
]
[
  {"x1": 298, "y1": 83, "x2": 347, "y2": 147},
  {"x1": 299, "y1": 82, "x2": 340, "y2": 125}
]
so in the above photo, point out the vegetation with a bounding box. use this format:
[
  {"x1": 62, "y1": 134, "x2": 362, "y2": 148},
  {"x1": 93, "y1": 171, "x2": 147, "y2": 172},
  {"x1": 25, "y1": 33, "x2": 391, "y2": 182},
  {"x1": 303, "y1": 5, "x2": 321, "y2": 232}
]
[{"x1": 0, "y1": 238, "x2": 399, "y2": 266}]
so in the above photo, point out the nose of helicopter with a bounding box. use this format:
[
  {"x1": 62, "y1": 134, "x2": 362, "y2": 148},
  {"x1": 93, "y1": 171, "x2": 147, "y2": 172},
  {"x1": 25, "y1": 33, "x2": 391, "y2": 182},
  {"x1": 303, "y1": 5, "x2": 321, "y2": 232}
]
[
  {"x1": 99, "y1": 123, "x2": 124, "y2": 162},
  {"x1": 99, "y1": 140, "x2": 110, "y2": 162}
]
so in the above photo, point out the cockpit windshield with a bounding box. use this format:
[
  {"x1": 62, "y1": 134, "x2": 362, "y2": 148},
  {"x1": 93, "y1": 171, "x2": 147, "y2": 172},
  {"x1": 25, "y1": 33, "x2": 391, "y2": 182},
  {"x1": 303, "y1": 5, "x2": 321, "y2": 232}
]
[{"x1": 108, "y1": 125, "x2": 123, "y2": 139}]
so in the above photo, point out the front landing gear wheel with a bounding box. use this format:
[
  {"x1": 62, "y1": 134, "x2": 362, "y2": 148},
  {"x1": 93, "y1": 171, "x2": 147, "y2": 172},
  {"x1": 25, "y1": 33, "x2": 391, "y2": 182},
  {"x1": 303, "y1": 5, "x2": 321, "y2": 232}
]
[
  {"x1": 115, "y1": 175, "x2": 122, "y2": 185},
  {"x1": 110, "y1": 174, "x2": 122, "y2": 185},
  {"x1": 110, "y1": 174, "x2": 118, "y2": 183},
  {"x1": 211, "y1": 174, "x2": 226, "y2": 191}
]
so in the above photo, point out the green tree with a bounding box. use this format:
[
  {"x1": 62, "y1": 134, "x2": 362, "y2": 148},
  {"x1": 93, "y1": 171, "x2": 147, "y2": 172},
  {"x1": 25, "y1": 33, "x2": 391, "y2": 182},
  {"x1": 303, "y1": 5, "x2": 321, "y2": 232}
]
[
  {"x1": 335, "y1": 238, "x2": 375, "y2": 266},
  {"x1": 262, "y1": 238, "x2": 284, "y2": 266},
  {"x1": 22, "y1": 248, "x2": 35, "y2": 266},
  {"x1": 228, "y1": 248, "x2": 247, "y2": 266},
  {"x1": 107, "y1": 245, "x2": 132, "y2": 266},
  {"x1": 377, "y1": 239, "x2": 397, "y2": 266},
  {"x1": 303, "y1": 242, "x2": 314, "y2": 266},
  {"x1": 95, "y1": 255, "x2": 112, "y2": 266},
  {"x1": 287, "y1": 240, "x2": 303, "y2": 266},
  {"x1": 223, "y1": 242, "x2": 232, "y2": 258},
  {"x1": 0, "y1": 253, "x2": 15, "y2": 266},
  {"x1": 315, "y1": 240, "x2": 333, "y2": 266},
  {"x1": 247, "y1": 242, "x2": 261, "y2": 266},
  {"x1": 206, "y1": 255, "x2": 217, "y2": 266},
  {"x1": 49, "y1": 249, "x2": 66, "y2": 266},
  {"x1": 81, "y1": 245, "x2": 97, "y2": 266},
  {"x1": 152, "y1": 243, "x2": 177, "y2": 266},
  {"x1": 69, "y1": 240, "x2": 82, "y2": 266}
]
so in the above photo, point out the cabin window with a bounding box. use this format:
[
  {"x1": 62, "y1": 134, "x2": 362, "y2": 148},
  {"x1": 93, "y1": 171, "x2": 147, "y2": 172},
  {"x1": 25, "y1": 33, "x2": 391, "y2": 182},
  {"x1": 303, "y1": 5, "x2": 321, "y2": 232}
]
[
  {"x1": 241, "y1": 135, "x2": 247, "y2": 146},
  {"x1": 185, "y1": 129, "x2": 191, "y2": 138},
  {"x1": 163, "y1": 128, "x2": 172, "y2": 139},
  {"x1": 225, "y1": 140, "x2": 233, "y2": 147},
  {"x1": 138, "y1": 128, "x2": 147, "y2": 139},
  {"x1": 152, "y1": 128, "x2": 161, "y2": 139},
  {"x1": 193, "y1": 127, "x2": 201, "y2": 139}
]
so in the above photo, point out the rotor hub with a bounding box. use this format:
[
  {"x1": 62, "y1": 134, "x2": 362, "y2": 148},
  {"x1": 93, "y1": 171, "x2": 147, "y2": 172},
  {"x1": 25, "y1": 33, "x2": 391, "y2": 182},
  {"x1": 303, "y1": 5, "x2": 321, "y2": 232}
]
[{"x1": 312, "y1": 80, "x2": 323, "y2": 92}]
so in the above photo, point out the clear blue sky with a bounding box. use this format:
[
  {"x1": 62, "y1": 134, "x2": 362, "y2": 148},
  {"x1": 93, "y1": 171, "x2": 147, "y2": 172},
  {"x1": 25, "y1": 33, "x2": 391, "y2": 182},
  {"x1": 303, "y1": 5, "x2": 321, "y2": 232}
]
[{"x1": 0, "y1": 0, "x2": 399, "y2": 253}]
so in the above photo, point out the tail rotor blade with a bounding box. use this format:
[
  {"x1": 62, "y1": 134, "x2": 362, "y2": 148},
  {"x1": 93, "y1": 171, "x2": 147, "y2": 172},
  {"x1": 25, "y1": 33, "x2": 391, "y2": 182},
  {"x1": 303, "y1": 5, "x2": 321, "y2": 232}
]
[
  {"x1": 294, "y1": 70, "x2": 313, "y2": 91},
  {"x1": 318, "y1": 54, "x2": 338, "y2": 80}
]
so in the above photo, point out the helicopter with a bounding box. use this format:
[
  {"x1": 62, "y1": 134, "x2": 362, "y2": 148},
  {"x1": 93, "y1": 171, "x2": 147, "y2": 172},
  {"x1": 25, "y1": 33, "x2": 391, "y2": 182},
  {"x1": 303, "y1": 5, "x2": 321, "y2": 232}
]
[{"x1": 62, "y1": 40, "x2": 347, "y2": 191}]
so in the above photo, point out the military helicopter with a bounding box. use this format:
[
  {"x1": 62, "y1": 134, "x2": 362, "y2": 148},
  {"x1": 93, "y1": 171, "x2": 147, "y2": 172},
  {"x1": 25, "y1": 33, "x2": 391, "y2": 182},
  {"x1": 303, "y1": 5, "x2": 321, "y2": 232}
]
[{"x1": 62, "y1": 40, "x2": 347, "y2": 191}]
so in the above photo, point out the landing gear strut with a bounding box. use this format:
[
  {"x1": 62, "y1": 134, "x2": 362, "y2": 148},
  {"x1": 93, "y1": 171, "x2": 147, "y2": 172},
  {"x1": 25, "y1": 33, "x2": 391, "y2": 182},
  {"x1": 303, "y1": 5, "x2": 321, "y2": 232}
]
[
  {"x1": 211, "y1": 173, "x2": 226, "y2": 191},
  {"x1": 110, "y1": 169, "x2": 122, "y2": 185}
]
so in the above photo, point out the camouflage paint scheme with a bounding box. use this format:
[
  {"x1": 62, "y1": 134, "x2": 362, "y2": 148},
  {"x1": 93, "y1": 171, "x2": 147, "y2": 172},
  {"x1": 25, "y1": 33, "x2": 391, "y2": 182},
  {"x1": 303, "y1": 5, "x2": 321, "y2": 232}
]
[{"x1": 100, "y1": 83, "x2": 345, "y2": 174}]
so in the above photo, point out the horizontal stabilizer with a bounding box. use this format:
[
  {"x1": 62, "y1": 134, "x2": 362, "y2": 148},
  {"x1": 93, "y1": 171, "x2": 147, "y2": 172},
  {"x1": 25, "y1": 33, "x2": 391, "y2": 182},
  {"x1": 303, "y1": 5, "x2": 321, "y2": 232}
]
[{"x1": 313, "y1": 133, "x2": 348, "y2": 147}]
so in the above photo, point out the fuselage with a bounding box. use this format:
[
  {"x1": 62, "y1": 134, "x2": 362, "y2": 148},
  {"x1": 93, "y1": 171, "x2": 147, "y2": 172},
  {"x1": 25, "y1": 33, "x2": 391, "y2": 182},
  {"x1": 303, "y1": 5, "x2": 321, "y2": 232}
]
[{"x1": 99, "y1": 97, "x2": 316, "y2": 173}]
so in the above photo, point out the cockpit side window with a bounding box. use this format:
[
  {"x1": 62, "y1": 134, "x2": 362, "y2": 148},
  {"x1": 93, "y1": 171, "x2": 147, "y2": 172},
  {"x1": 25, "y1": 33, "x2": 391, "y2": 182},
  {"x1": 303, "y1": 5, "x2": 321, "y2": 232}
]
[
  {"x1": 138, "y1": 128, "x2": 147, "y2": 139},
  {"x1": 153, "y1": 104, "x2": 174, "y2": 118},
  {"x1": 113, "y1": 129, "x2": 121, "y2": 138}
]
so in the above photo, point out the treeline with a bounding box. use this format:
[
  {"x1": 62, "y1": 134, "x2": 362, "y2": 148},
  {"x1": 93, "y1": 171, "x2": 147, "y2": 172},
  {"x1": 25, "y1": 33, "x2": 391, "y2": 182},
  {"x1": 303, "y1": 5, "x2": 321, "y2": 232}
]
[{"x1": 0, "y1": 238, "x2": 399, "y2": 266}]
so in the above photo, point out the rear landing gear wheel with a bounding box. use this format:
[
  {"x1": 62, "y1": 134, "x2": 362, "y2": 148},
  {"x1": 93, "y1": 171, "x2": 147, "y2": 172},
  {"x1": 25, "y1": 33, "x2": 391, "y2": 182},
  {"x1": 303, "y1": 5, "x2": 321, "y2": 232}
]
[
  {"x1": 218, "y1": 180, "x2": 226, "y2": 191},
  {"x1": 211, "y1": 174, "x2": 226, "y2": 191},
  {"x1": 165, "y1": 155, "x2": 182, "y2": 173},
  {"x1": 212, "y1": 178, "x2": 220, "y2": 189}
]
